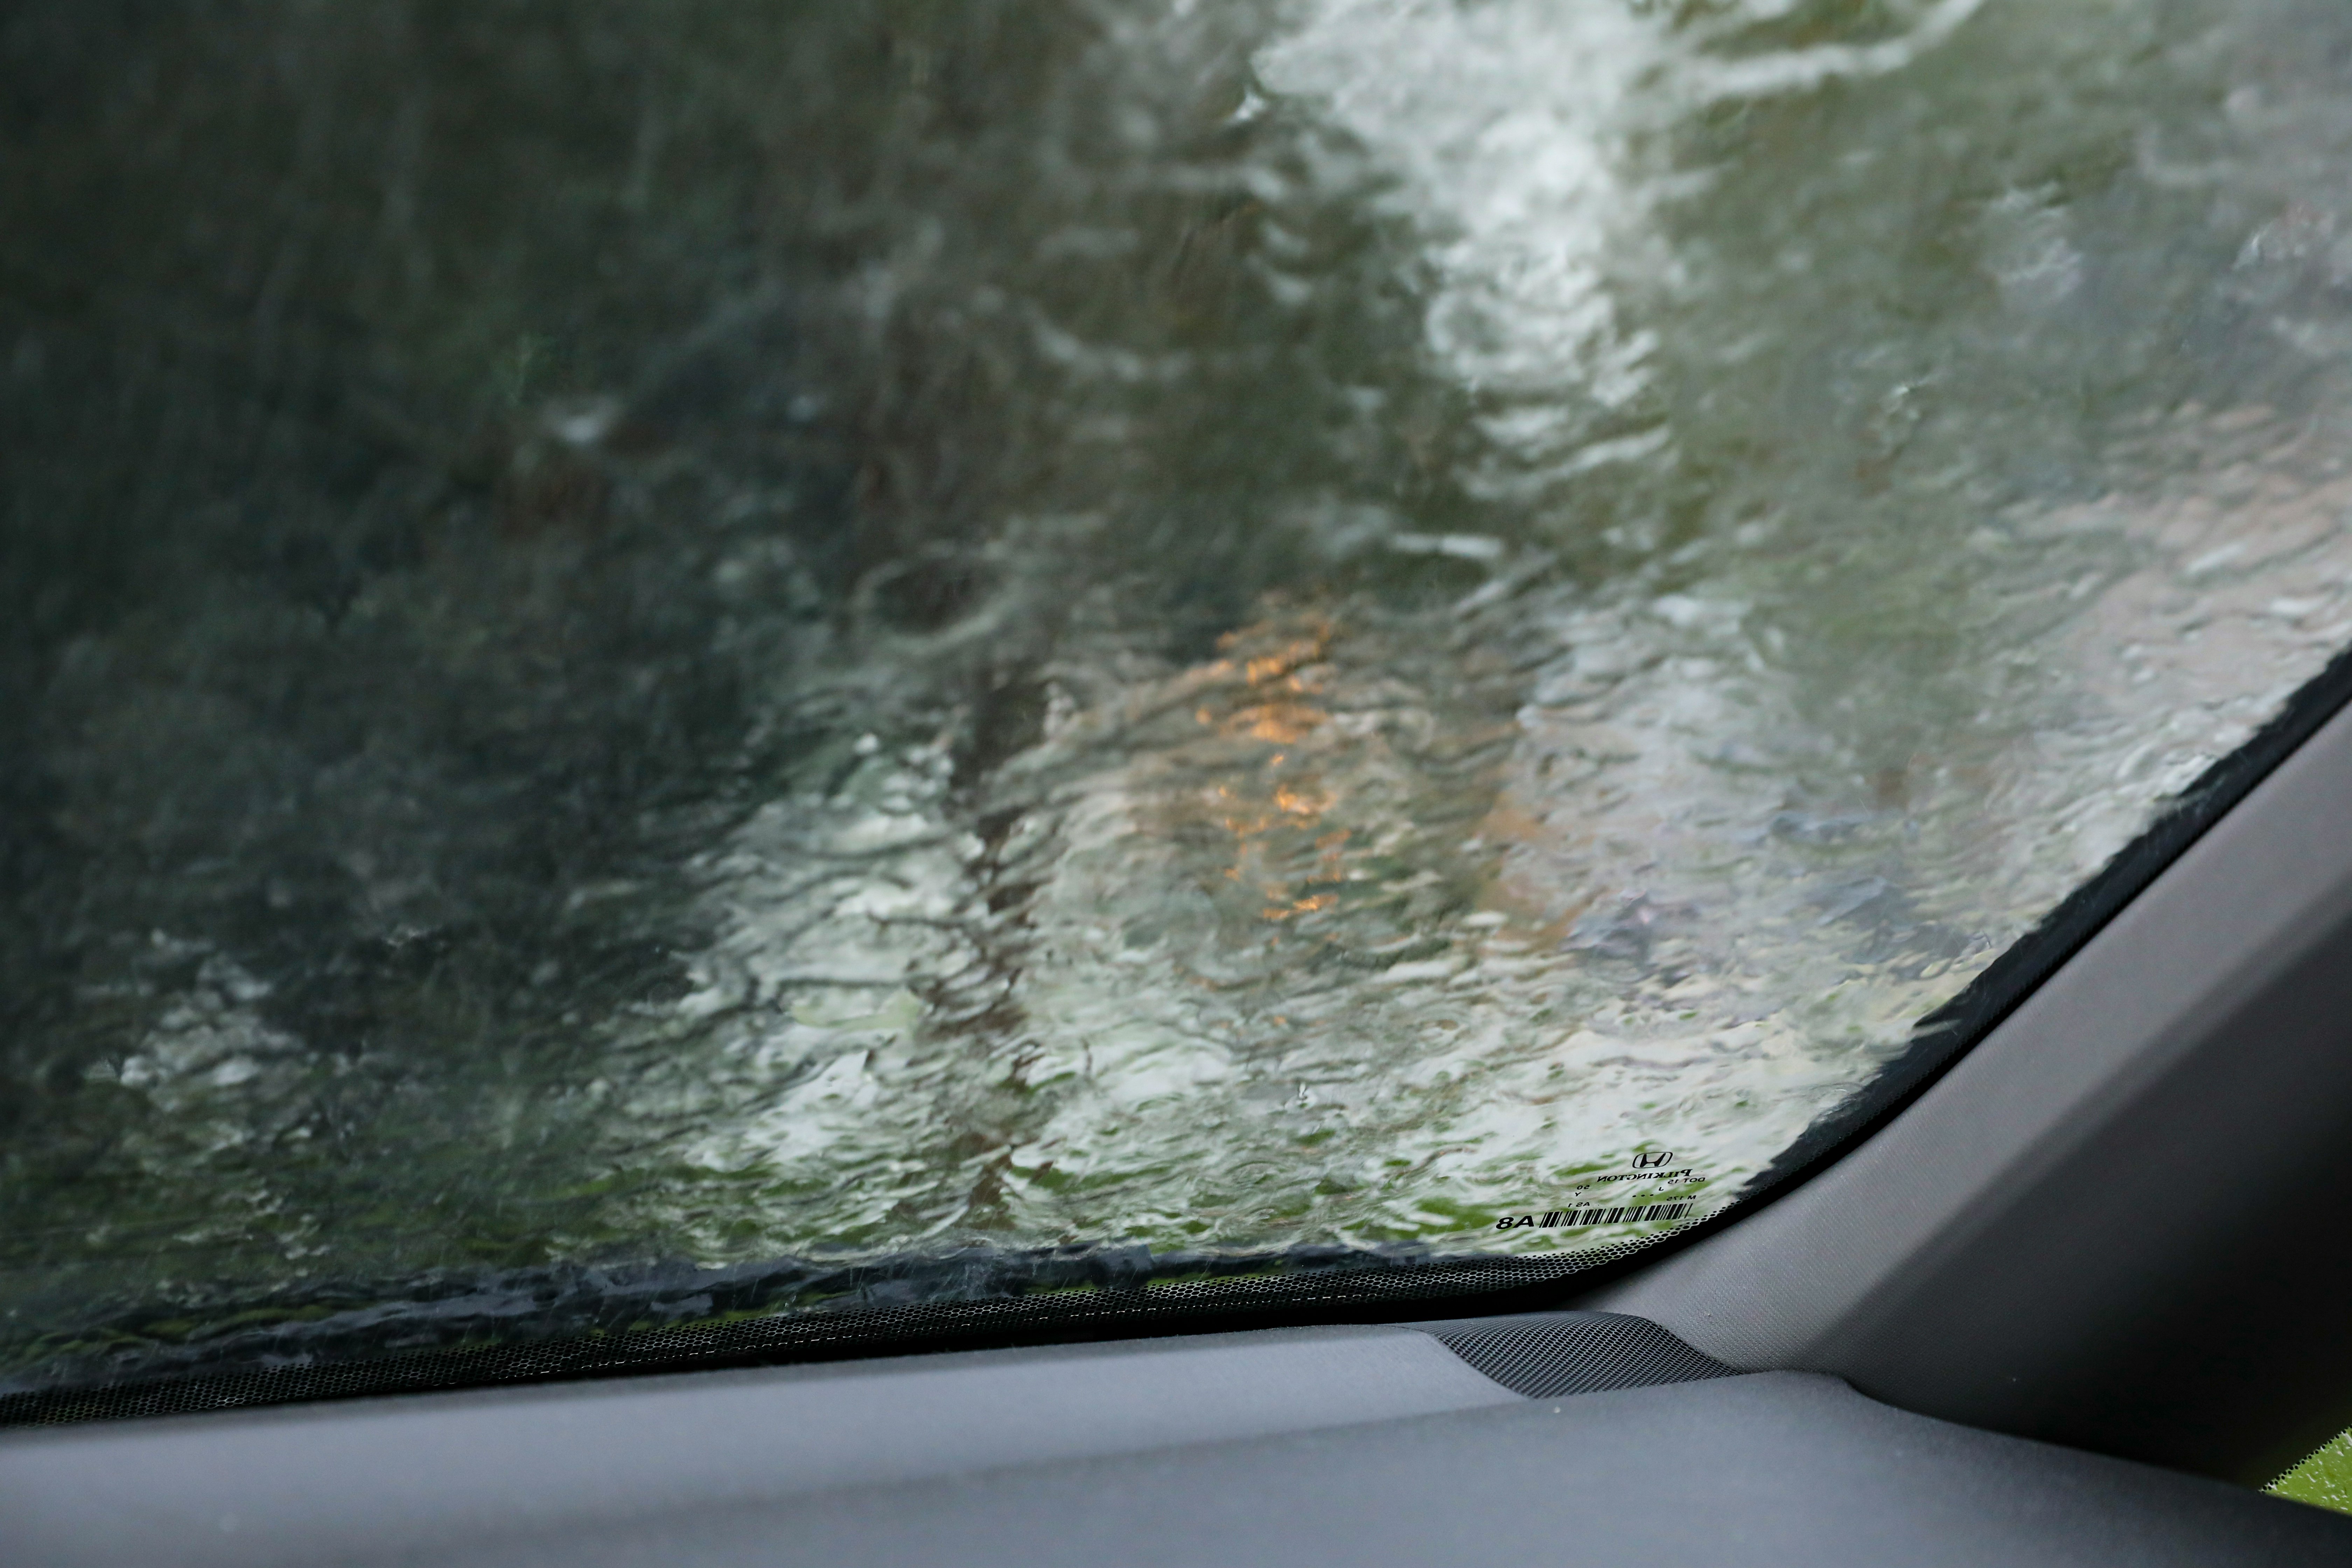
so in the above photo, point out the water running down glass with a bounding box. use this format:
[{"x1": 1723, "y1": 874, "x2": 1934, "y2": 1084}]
[{"x1": 6, "y1": 0, "x2": 2352, "y2": 1398}]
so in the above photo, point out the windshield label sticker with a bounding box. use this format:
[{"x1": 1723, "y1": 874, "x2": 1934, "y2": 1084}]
[
  {"x1": 1493, "y1": 1201, "x2": 1694, "y2": 1231},
  {"x1": 1489, "y1": 1150, "x2": 1708, "y2": 1230}
]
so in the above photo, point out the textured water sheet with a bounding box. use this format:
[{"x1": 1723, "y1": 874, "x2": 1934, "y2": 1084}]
[{"x1": 9, "y1": 0, "x2": 2352, "y2": 1390}]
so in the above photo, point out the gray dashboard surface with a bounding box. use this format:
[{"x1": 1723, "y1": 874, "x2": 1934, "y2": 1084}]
[
  {"x1": 7, "y1": 1321, "x2": 2348, "y2": 1567},
  {"x1": 410, "y1": 1372, "x2": 2352, "y2": 1568},
  {"x1": 0, "y1": 1323, "x2": 1516, "y2": 1568}
]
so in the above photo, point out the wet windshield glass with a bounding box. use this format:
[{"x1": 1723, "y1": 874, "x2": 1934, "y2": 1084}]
[{"x1": 8, "y1": 0, "x2": 2352, "y2": 1401}]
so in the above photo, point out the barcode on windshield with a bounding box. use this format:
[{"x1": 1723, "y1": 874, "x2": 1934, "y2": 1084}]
[
  {"x1": 1495, "y1": 1202, "x2": 1694, "y2": 1232},
  {"x1": 1549, "y1": 1201, "x2": 1691, "y2": 1227}
]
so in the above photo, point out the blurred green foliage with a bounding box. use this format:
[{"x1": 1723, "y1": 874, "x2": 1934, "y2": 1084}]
[{"x1": 2273, "y1": 1429, "x2": 2352, "y2": 1515}]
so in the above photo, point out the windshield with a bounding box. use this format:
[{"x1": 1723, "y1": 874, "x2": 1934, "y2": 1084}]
[{"x1": 9, "y1": 0, "x2": 2352, "y2": 1412}]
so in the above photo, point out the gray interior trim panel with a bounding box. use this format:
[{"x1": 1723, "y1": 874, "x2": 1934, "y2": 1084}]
[
  {"x1": 203, "y1": 1373, "x2": 2352, "y2": 1568},
  {"x1": 1, "y1": 1309, "x2": 1772, "y2": 1567},
  {"x1": 497, "y1": 1373, "x2": 2347, "y2": 1568},
  {"x1": 0, "y1": 1323, "x2": 1516, "y2": 1568},
  {"x1": 1580, "y1": 695, "x2": 2352, "y2": 1483},
  {"x1": 12, "y1": 1340, "x2": 2345, "y2": 1568}
]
